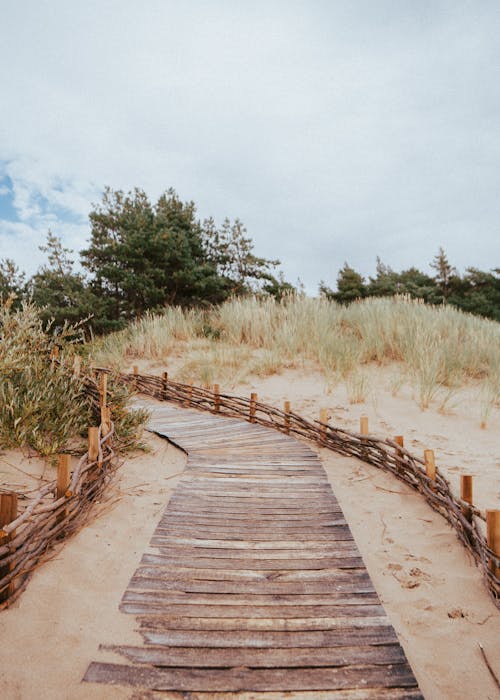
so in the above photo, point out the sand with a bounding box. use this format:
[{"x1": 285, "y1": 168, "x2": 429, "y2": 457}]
[
  {"x1": 0, "y1": 435, "x2": 186, "y2": 700},
  {"x1": 0, "y1": 363, "x2": 499, "y2": 699}
]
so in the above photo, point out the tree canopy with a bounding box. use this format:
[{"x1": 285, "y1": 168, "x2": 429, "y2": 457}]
[
  {"x1": 79, "y1": 187, "x2": 283, "y2": 328},
  {"x1": 2, "y1": 187, "x2": 287, "y2": 333},
  {"x1": 320, "y1": 250, "x2": 499, "y2": 321},
  {"x1": 2, "y1": 188, "x2": 498, "y2": 331}
]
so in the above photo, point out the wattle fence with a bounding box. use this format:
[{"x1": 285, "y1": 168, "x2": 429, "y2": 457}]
[
  {"x1": 119, "y1": 368, "x2": 500, "y2": 608},
  {"x1": 0, "y1": 373, "x2": 117, "y2": 608},
  {"x1": 1, "y1": 365, "x2": 498, "y2": 609}
]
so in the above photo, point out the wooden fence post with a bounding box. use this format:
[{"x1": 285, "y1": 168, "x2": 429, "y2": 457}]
[
  {"x1": 319, "y1": 408, "x2": 328, "y2": 443},
  {"x1": 100, "y1": 406, "x2": 111, "y2": 440},
  {"x1": 99, "y1": 372, "x2": 107, "y2": 409},
  {"x1": 0, "y1": 493, "x2": 18, "y2": 528},
  {"x1": 360, "y1": 416, "x2": 369, "y2": 435},
  {"x1": 56, "y1": 455, "x2": 71, "y2": 527},
  {"x1": 88, "y1": 427, "x2": 99, "y2": 463},
  {"x1": 184, "y1": 380, "x2": 193, "y2": 408},
  {"x1": 213, "y1": 384, "x2": 220, "y2": 413},
  {"x1": 0, "y1": 492, "x2": 18, "y2": 602},
  {"x1": 162, "y1": 371, "x2": 168, "y2": 399},
  {"x1": 249, "y1": 393, "x2": 257, "y2": 423},
  {"x1": 486, "y1": 510, "x2": 500, "y2": 578},
  {"x1": 284, "y1": 401, "x2": 291, "y2": 435},
  {"x1": 424, "y1": 449, "x2": 436, "y2": 483},
  {"x1": 393, "y1": 435, "x2": 404, "y2": 475},
  {"x1": 57, "y1": 455, "x2": 71, "y2": 500},
  {"x1": 460, "y1": 475, "x2": 473, "y2": 522}
]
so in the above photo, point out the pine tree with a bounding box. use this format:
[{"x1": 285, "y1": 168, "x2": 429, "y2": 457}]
[{"x1": 430, "y1": 247, "x2": 457, "y2": 301}]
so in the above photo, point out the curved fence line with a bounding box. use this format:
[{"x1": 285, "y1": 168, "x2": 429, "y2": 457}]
[
  {"x1": 0, "y1": 374, "x2": 117, "y2": 609},
  {"x1": 118, "y1": 369, "x2": 499, "y2": 608}
]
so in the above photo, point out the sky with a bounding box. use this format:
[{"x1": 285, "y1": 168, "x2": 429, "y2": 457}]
[{"x1": 1, "y1": 1, "x2": 499, "y2": 293}]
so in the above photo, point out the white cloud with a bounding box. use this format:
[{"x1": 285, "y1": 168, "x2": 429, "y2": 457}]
[{"x1": 0, "y1": 1, "x2": 498, "y2": 291}]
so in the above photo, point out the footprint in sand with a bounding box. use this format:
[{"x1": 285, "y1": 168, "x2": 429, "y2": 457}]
[{"x1": 388, "y1": 564, "x2": 432, "y2": 589}]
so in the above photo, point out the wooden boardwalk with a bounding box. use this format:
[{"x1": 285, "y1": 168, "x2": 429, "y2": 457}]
[{"x1": 84, "y1": 402, "x2": 423, "y2": 697}]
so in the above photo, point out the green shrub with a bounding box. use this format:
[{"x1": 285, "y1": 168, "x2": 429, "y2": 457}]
[{"x1": 0, "y1": 300, "x2": 147, "y2": 456}]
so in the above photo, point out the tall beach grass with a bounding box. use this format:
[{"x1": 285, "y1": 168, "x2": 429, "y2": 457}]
[{"x1": 93, "y1": 295, "x2": 500, "y2": 421}]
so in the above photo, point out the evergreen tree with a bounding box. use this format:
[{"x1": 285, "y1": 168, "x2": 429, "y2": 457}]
[
  {"x1": 450, "y1": 267, "x2": 500, "y2": 321},
  {"x1": 0, "y1": 258, "x2": 26, "y2": 305},
  {"x1": 396, "y1": 267, "x2": 438, "y2": 302},
  {"x1": 334, "y1": 263, "x2": 367, "y2": 303},
  {"x1": 202, "y1": 217, "x2": 280, "y2": 295},
  {"x1": 430, "y1": 247, "x2": 457, "y2": 302},
  {"x1": 367, "y1": 257, "x2": 398, "y2": 297},
  {"x1": 81, "y1": 188, "x2": 228, "y2": 324},
  {"x1": 81, "y1": 187, "x2": 283, "y2": 325},
  {"x1": 29, "y1": 232, "x2": 100, "y2": 332}
]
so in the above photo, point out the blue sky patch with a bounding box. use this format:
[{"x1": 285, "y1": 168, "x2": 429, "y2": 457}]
[{"x1": 0, "y1": 175, "x2": 18, "y2": 222}]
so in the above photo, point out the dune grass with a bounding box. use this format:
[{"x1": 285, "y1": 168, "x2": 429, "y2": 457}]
[
  {"x1": 0, "y1": 301, "x2": 148, "y2": 457},
  {"x1": 92, "y1": 294, "x2": 500, "y2": 423}
]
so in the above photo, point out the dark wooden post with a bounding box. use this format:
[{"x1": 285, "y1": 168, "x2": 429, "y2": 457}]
[
  {"x1": 162, "y1": 371, "x2": 168, "y2": 399},
  {"x1": 0, "y1": 492, "x2": 18, "y2": 602},
  {"x1": 213, "y1": 384, "x2": 220, "y2": 413},
  {"x1": 249, "y1": 393, "x2": 257, "y2": 423},
  {"x1": 319, "y1": 408, "x2": 328, "y2": 443},
  {"x1": 486, "y1": 510, "x2": 500, "y2": 578},
  {"x1": 460, "y1": 475, "x2": 473, "y2": 523},
  {"x1": 393, "y1": 435, "x2": 404, "y2": 475},
  {"x1": 56, "y1": 455, "x2": 71, "y2": 527},
  {"x1": 184, "y1": 380, "x2": 193, "y2": 407},
  {"x1": 284, "y1": 401, "x2": 291, "y2": 435},
  {"x1": 99, "y1": 372, "x2": 107, "y2": 409}
]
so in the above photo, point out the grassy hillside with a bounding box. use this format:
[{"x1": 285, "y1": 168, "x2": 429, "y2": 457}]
[{"x1": 93, "y1": 295, "x2": 500, "y2": 423}]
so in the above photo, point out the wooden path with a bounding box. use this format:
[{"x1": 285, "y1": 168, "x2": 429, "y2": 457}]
[{"x1": 84, "y1": 402, "x2": 423, "y2": 697}]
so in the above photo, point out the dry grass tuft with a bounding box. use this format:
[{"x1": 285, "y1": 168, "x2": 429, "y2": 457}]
[{"x1": 93, "y1": 294, "x2": 500, "y2": 420}]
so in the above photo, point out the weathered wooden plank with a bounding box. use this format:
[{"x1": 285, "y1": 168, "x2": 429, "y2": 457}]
[
  {"x1": 121, "y1": 590, "x2": 377, "y2": 606},
  {"x1": 136, "y1": 614, "x2": 389, "y2": 631},
  {"x1": 84, "y1": 662, "x2": 420, "y2": 692},
  {"x1": 150, "y1": 540, "x2": 359, "y2": 568},
  {"x1": 142, "y1": 550, "x2": 363, "y2": 572},
  {"x1": 119, "y1": 602, "x2": 383, "y2": 618},
  {"x1": 150, "y1": 533, "x2": 355, "y2": 547},
  {"x1": 106, "y1": 643, "x2": 406, "y2": 667},
  {"x1": 153, "y1": 527, "x2": 349, "y2": 539},
  {"x1": 172, "y1": 490, "x2": 335, "y2": 500},
  {"x1": 129, "y1": 572, "x2": 370, "y2": 595},
  {"x1": 165, "y1": 505, "x2": 342, "y2": 515},
  {"x1": 174, "y1": 484, "x2": 333, "y2": 493},
  {"x1": 140, "y1": 627, "x2": 399, "y2": 648},
  {"x1": 156, "y1": 520, "x2": 347, "y2": 532},
  {"x1": 128, "y1": 579, "x2": 370, "y2": 596},
  {"x1": 137, "y1": 562, "x2": 366, "y2": 580},
  {"x1": 160, "y1": 511, "x2": 343, "y2": 522}
]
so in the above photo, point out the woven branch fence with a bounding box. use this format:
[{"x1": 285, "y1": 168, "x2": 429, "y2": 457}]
[
  {"x1": 117, "y1": 368, "x2": 499, "y2": 608},
  {"x1": 0, "y1": 373, "x2": 117, "y2": 609}
]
